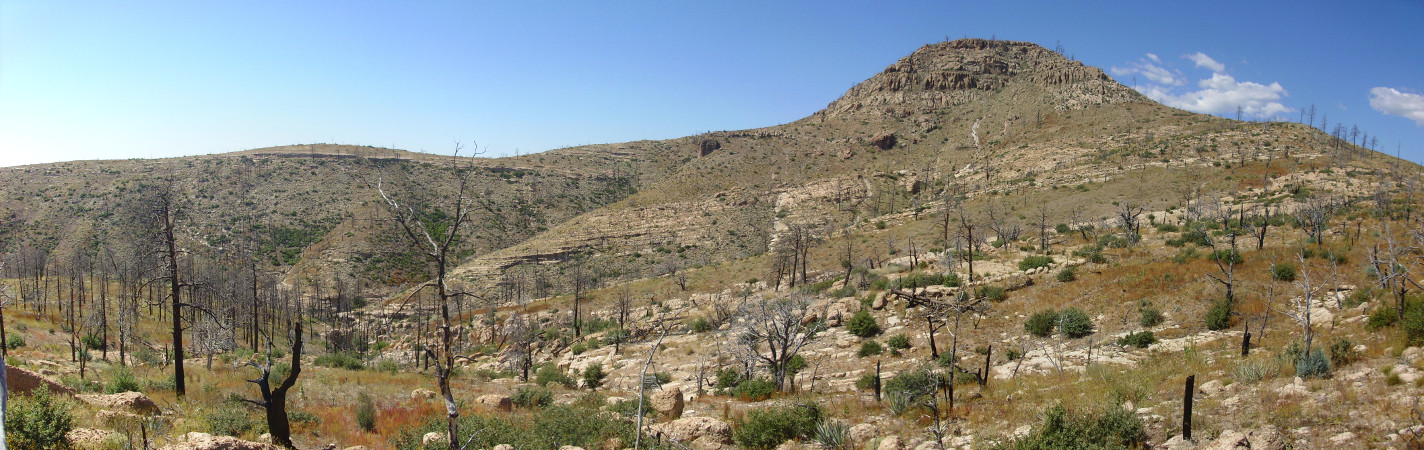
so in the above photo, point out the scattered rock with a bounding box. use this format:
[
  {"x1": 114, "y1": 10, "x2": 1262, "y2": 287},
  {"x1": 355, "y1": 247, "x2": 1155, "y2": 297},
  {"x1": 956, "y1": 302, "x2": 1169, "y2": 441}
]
[
  {"x1": 68, "y1": 428, "x2": 119, "y2": 447},
  {"x1": 494, "y1": 445, "x2": 514, "y2": 450},
  {"x1": 649, "y1": 386, "x2": 685, "y2": 421},
  {"x1": 871, "y1": 293, "x2": 887, "y2": 310},
  {"x1": 650, "y1": 416, "x2": 733, "y2": 444},
  {"x1": 478, "y1": 394, "x2": 513, "y2": 412},
  {"x1": 1328, "y1": 431, "x2": 1356, "y2": 445},
  {"x1": 558, "y1": 446, "x2": 586, "y2": 450},
  {"x1": 1276, "y1": 377, "x2": 1308, "y2": 397},
  {"x1": 1203, "y1": 429, "x2": 1247, "y2": 450},
  {"x1": 849, "y1": 423, "x2": 878, "y2": 444},
  {"x1": 159, "y1": 432, "x2": 279, "y2": 450},
  {"x1": 412, "y1": 388, "x2": 438, "y2": 401},
  {"x1": 422, "y1": 432, "x2": 447, "y2": 447},
  {"x1": 77, "y1": 391, "x2": 161, "y2": 416},
  {"x1": 699, "y1": 139, "x2": 720, "y2": 157},
  {"x1": 876, "y1": 435, "x2": 903, "y2": 450},
  {"x1": 5, "y1": 365, "x2": 76, "y2": 396},
  {"x1": 870, "y1": 133, "x2": 897, "y2": 150},
  {"x1": 1198, "y1": 379, "x2": 1224, "y2": 397},
  {"x1": 344, "y1": 447, "x2": 371, "y2": 450},
  {"x1": 1403, "y1": 346, "x2": 1422, "y2": 364}
]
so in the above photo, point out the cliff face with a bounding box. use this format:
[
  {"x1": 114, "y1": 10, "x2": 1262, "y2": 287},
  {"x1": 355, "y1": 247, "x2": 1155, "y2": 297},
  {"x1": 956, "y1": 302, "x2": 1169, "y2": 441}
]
[{"x1": 817, "y1": 39, "x2": 1142, "y2": 119}]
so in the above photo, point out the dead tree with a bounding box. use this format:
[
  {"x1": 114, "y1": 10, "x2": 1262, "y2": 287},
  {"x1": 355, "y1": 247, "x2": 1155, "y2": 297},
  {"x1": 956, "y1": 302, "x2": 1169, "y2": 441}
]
[
  {"x1": 1295, "y1": 196, "x2": 1336, "y2": 247},
  {"x1": 1035, "y1": 204, "x2": 1052, "y2": 253},
  {"x1": 1117, "y1": 201, "x2": 1146, "y2": 244},
  {"x1": 1206, "y1": 232, "x2": 1242, "y2": 303},
  {"x1": 372, "y1": 144, "x2": 488, "y2": 450},
  {"x1": 738, "y1": 294, "x2": 825, "y2": 391},
  {"x1": 1372, "y1": 222, "x2": 1422, "y2": 321},
  {"x1": 956, "y1": 208, "x2": 982, "y2": 282},
  {"x1": 242, "y1": 320, "x2": 304, "y2": 449}
]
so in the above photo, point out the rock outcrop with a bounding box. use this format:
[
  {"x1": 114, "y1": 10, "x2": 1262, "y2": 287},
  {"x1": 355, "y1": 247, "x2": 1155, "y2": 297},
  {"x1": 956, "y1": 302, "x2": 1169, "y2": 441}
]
[
  {"x1": 649, "y1": 386, "x2": 685, "y2": 421},
  {"x1": 78, "y1": 391, "x2": 161, "y2": 416},
  {"x1": 650, "y1": 416, "x2": 733, "y2": 445},
  {"x1": 6, "y1": 365, "x2": 76, "y2": 396}
]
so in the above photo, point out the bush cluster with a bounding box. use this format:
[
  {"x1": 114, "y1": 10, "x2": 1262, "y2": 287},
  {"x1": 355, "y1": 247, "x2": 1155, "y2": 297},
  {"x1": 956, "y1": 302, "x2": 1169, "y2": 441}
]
[
  {"x1": 886, "y1": 333, "x2": 911, "y2": 350},
  {"x1": 846, "y1": 310, "x2": 881, "y2": 338},
  {"x1": 1058, "y1": 308, "x2": 1094, "y2": 338},
  {"x1": 857, "y1": 340, "x2": 883, "y2": 358},
  {"x1": 5, "y1": 388, "x2": 74, "y2": 449},
  {"x1": 733, "y1": 403, "x2": 822, "y2": 450},
  {"x1": 1205, "y1": 299, "x2": 1234, "y2": 331},
  {"x1": 1116, "y1": 331, "x2": 1156, "y2": 348},
  {"x1": 1019, "y1": 255, "x2": 1055, "y2": 271},
  {"x1": 313, "y1": 352, "x2": 364, "y2": 371},
  {"x1": 355, "y1": 391, "x2": 377, "y2": 432},
  {"x1": 1025, "y1": 310, "x2": 1059, "y2": 337},
  {"x1": 512, "y1": 385, "x2": 553, "y2": 408},
  {"x1": 1006, "y1": 403, "x2": 1146, "y2": 449}
]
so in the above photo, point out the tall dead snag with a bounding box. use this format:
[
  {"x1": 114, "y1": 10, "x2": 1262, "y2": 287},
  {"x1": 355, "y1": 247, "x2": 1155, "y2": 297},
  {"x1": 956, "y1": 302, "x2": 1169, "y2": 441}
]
[
  {"x1": 243, "y1": 319, "x2": 303, "y2": 449},
  {"x1": 956, "y1": 208, "x2": 982, "y2": 283},
  {"x1": 373, "y1": 145, "x2": 487, "y2": 450},
  {"x1": 135, "y1": 178, "x2": 199, "y2": 398}
]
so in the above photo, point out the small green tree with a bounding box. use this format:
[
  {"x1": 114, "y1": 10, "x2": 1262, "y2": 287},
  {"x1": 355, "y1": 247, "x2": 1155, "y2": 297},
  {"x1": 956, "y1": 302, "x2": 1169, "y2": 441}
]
[
  {"x1": 582, "y1": 364, "x2": 607, "y2": 391},
  {"x1": 1025, "y1": 310, "x2": 1059, "y2": 337},
  {"x1": 1058, "y1": 308, "x2": 1094, "y2": 338},
  {"x1": 355, "y1": 391, "x2": 377, "y2": 432},
  {"x1": 1205, "y1": 299, "x2": 1234, "y2": 330},
  {"x1": 6, "y1": 388, "x2": 75, "y2": 449},
  {"x1": 845, "y1": 310, "x2": 881, "y2": 338}
]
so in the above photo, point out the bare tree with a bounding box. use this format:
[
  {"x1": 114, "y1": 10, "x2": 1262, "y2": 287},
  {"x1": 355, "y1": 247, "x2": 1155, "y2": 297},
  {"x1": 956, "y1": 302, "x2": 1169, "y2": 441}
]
[
  {"x1": 956, "y1": 208, "x2": 983, "y2": 282},
  {"x1": 1206, "y1": 232, "x2": 1241, "y2": 303},
  {"x1": 1117, "y1": 201, "x2": 1146, "y2": 244},
  {"x1": 1372, "y1": 222, "x2": 1421, "y2": 321},
  {"x1": 372, "y1": 145, "x2": 489, "y2": 450},
  {"x1": 738, "y1": 294, "x2": 825, "y2": 391},
  {"x1": 136, "y1": 178, "x2": 200, "y2": 398},
  {"x1": 1248, "y1": 204, "x2": 1273, "y2": 250},
  {"x1": 1295, "y1": 196, "x2": 1336, "y2": 247},
  {"x1": 1275, "y1": 255, "x2": 1331, "y2": 352},
  {"x1": 242, "y1": 314, "x2": 304, "y2": 449},
  {"x1": 1035, "y1": 203, "x2": 1052, "y2": 253}
]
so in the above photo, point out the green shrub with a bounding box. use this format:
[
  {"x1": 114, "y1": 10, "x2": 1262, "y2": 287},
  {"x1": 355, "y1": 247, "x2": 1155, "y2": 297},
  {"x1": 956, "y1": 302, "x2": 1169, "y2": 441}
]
[
  {"x1": 1073, "y1": 245, "x2": 1107, "y2": 264},
  {"x1": 608, "y1": 395, "x2": 653, "y2": 418},
  {"x1": 1006, "y1": 348, "x2": 1022, "y2": 360},
  {"x1": 1055, "y1": 268, "x2": 1076, "y2": 282},
  {"x1": 1139, "y1": 307, "x2": 1164, "y2": 328},
  {"x1": 314, "y1": 352, "x2": 364, "y2": 371},
  {"x1": 733, "y1": 403, "x2": 822, "y2": 450},
  {"x1": 355, "y1": 391, "x2": 377, "y2": 432},
  {"x1": 375, "y1": 359, "x2": 400, "y2": 375},
  {"x1": 5, "y1": 387, "x2": 74, "y2": 449},
  {"x1": 105, "y1": 367, "x2": 142, "y2": 394},
  {"x1": 854, "y1": 372, "x2": 879, "y2": 391},
  {"x1": 714, "y1": 368, "x2": 744, "y2": 394},
  {"x1": 1025, "y1": 310, "x2": 1059, "y2": 337},
  {"x1": 1295, "y1": 347, "x2": 1330, "y2": 378},
  {"x1": 1058, "y1": 308, "x2": 1094, "y2": 338},
  {"x1": 1205, "y1": 299, "x2": 1234, "y2": 331},
  {"x1": 81, "y1": 333, "x2": 105, "y2": 351},
  {"x1": 1116, "y1": 331, "x2": 1156, "y2": 348},
  {"x1": 1208, "y1": 249, "x2": 1243, "y2": 264},
  {"x1": 1180, "y1": 227, "x2": 1212, "y2": 247},
  {"x1": 858, "y1": 340, "x2": 883, "y2": 358},
  {"x1": 1366, "y1": 306, "x2": 1398, "y2": 330},
  {"x1": 582, "y1": 364, "x2": 606, "y2": 391},
  {"x1": 1328, "y1": 337, "x2": 1356, "y2": 368},
  {"x1": 512, "y1": 385, "x2": 553, "y2": 408},
  {"x1": 207, "y1": 407, "x2": 259, "y2": 437},
  {"x1": 1006, "y1": 402, "x2": 1146, "y2": 449},
  {"x1": 1271, "y1": 263, "x2": 1297, "y2": 282},
  {"x1": 391, "y1": 403, "x2": 636, "y2": 450},
  {"x1": 846, "y1": 310, "x2": 881, "y2": 338},
  {"x1": 689, "y1": 317, "x2": 714, "y2": 333},
  {"x1": 884, "y1": 367, "x2": 944, "y2": 402},
  {"x1": 886, "y1": 333, "x2": 911, "y2": 350},
  {"x1": 570, "y1": 341, "x2": 588, "y2": 355},
  {"x1": 1405, "y1": 300, "x2": 1424, "y2": 346},
  {"x1": 1231, "y1": 357, "x2": 1281, "y2": 384},
  {"x1": 1055, "y1": 223, "x2": 1071, "y2": 234},
  {"x1": 6, "y1": 333, "x2": 24, "y2": 349},
  {"x1": 813, "y1": 419, "x2": 851, "y2": 450},
  {"x1": 1019, "y1": 256, "x2": 1055, "y2": 271},
  {"x1": 729, "y1": 378, "x2": 777, "y2": 401},
  {"x1": 978, "y1": 285, "x2": 1008, "y2": 301},
  {"x1": 535, "y1": 363, "x2": 575, "y2": 388},
  {"x1": 1154, "y1": 223, "x2": 1179, "y2": 233}
]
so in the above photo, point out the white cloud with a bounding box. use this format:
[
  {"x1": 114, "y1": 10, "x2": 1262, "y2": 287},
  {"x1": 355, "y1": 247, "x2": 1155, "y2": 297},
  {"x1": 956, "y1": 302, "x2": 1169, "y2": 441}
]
[
  {"x1": 1185, "y1": 52, "x2": 1226, "y2": 73},
  {"x1": 1111, "y1": 55, "x2": 1184, "y2": 86},
  {"x1": 1369, "y1": 87, "x2": 1424, "y2": 126},
  {"x1": 1119, "y1": 51, "x2": 1291, "y2": 120}
]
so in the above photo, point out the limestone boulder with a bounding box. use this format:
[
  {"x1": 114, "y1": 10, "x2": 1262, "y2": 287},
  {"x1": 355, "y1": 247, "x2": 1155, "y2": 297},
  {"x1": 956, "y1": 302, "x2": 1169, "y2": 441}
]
[
  {"x1": 158, "y1": 432, "x2": 279, "y2": 450},
  {"x1": 411, "y1": 388, "x2": 438, "y2": 401},
  {"x1": 649, "y1": 386, "x2": 685, "y2": 421},
  {"x1": 478, "y1": 394, "x2": 513, "y2": 412},
  {"x1": 78, "y1": 391, "x2": 161, "y2": 416},
  {"x1": 5, "y1": 365, "x2": 76, "y2": 396},
  {"x1": 650, "y1": 416, "x2": 733, "y2": 444}
]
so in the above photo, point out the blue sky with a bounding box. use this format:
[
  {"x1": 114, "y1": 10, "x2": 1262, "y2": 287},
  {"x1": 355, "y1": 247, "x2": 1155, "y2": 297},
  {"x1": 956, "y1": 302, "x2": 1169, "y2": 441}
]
[{"x1": 3, "y1": 1, "x2": 1422, "y2": 167}]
